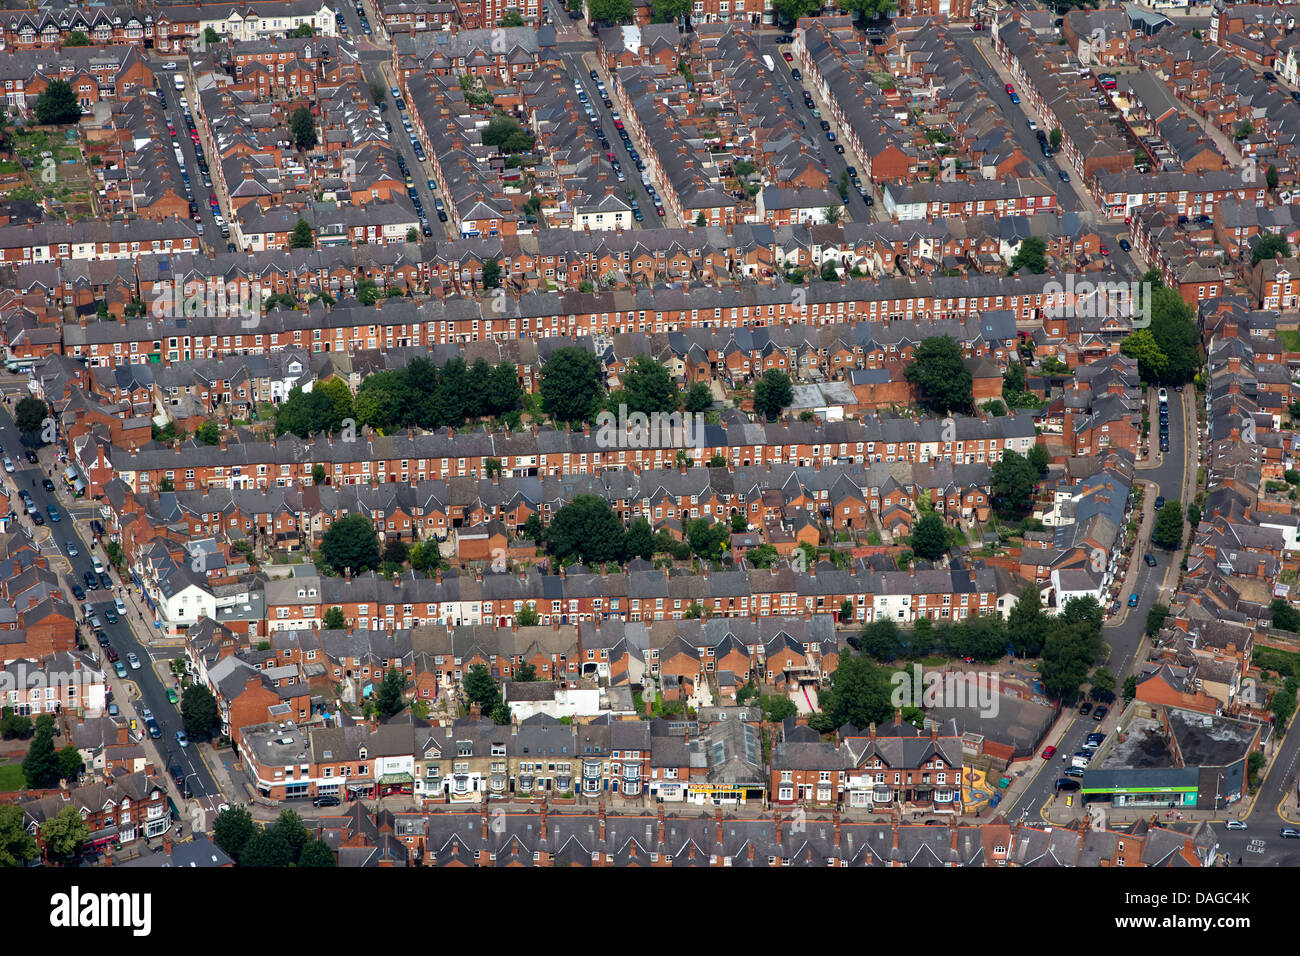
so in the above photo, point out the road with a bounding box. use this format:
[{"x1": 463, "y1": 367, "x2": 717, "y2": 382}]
[
  {"x1": 153, "y1": 66, "x2": 226, "y2": 251},
  {"x1": 0, "y1": 405, "x2": 220, "y2": 802},
  {"x1": 1003, "y1": 386, "x2": 1195, "y2": 823}
]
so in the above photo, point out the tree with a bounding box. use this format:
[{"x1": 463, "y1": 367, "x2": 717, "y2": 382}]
[
  {"x1": 1090, "y1": 666, "x2": 1116, "y2": 703},
  {"x1": 290, "y1": 106, "x2": 316, "y2": 151},
  {"x1": 1027, "y1": 443, "x2": 1050, "y2": 479},
  {"x1": 375, "y1": 667, "x2": 407, "y2": 718},
  {"x1": 588, "y1": 0, "x2": 634, "y2": 22},
  {"x1": 760, "y1": 695, "x2": 798, "y2": 723},
  {"x1": 0, "y1": 707, "x2": 32, "y2": 740},
  {"x1": 1151, "y1": 500, "x2": 1185, "y2": 550},
  {"x1": 622, "y1": 355, "x2": 679, "y2": 415},
  {"x1": 1266, "y1": 163, "x2": 1279, "y2": 190},
  {"x1": 687, "y1": 517, "x2": 729, "y2": 559},
  {"x1": 905, "y1": 336, "x2": 973, "y2": 414},
  {"x1": 482, "y1": 258, "x2": 503, "y2": 288},
  {"x1": 288, "y1": 23, "x2": 314, "y2": 38},
  {"x1": 406, "y1": 227, "x2": 419, "y2": 242},
  {"x1": 158, "y1": 477, "x2": 175, "y2": 493},
  {"x1": 322, "y1": 513, "x2": 381, "y2": 575},
  {"x1": 1049, "y1": 127, "x2": 1062, "y2": 150},
  {"x1": 623, "y1": 516, "x2": 655, "y2": 562},
  {"x1": 204, "y1": 26, "x2": 220, "y2": 44},
  {"x1": 464, "y1": 663, "x2": 502, "y2": 713},
  {"x1": 516, "y1": 605, "x2": 540, "y2": 628},
  {"x1": 684, "y1": 380, "x2": 713, "y2": 414},
  {"x1": 1040, "y1": 624, "x2": 1096, "y2": 703},
  {"x1": 481, "y1": 114, "x2": 534, "y2": 154},
  {"x1": 289, "y1": 218, "x2": 314, "y2": 249},
  {"x1": 195, "y1": 420, "x2": 221, "y2": 446},
  {"x1": 540, "y1": 347, "x2": 603, "y2": 425},
  {"x1": 650, "y1": 0, "x2": 691, "y2": 20},
  {"x1": 752, "y1": 369, "x2": 793, "y2": 421},
  {"x1": 0, "y1": 804, "x2": 38, "y2": 867},
  {"x1": 1010, "y1": 236, "x2": 1049, "y2": 274},
  {"x1": 1007, "y1": 585, "x2": 1049, "y2": 657},
  {"x1": 857, "y1": 618, "x2": 904, "y2": 661},
  {"x1": 1120, "y1": 328, "x2": 1168, "y2": 382},
  {"x1": 213, "y1": 805, "x2": 256, "y2": 861},
  {"x1": 181, "y1": 683, "x2": 221, "y2": 740},
  {"x1": 41, "y1": 805, "x2": 90, "y2": 863},
  {"x1": 498, "y1": 8, "x2": 525, "y2": 25},
  {"x1": 822, "y1": 205, "x2": 844, "y2": 224},
  {"x1": 547, "y1": 495, "x2": 627, "y2": 565},
  {"x1": 835, "y1": 0, "x2": 896, "y2": 23},
  {"x1": 1251, "y1": 232, "x2": 1293, "y2": 265},
  {"x1": 241, "y1": 828, "x2": 294, "y2": 867},
  {"x1": 383, "y1": 537, "x2": 410, "y2": 566},
  {"x1": 909, "y1": 512, "x2": 950, "y2": 561},
  {"x1": 1270, "y1": 598, "x2": 1300, "y2": 633},
  {"x1": 695, "y1": 212, "x2": 707, "y2": 227},
  {"x1": 22, "y1": 717, "x2": 58, "y2": 789},
  {"x1": 1122, "y1": 673, "x2": 1139, "y2": 702},
  {"x1": 297, "y1": 839, "x2": 337, "y2": 867},
  {"x1": 773, "y1": 0, "x2": 822, "y2": 23},
  {"x1": 487, "y1": 362, "x2": 522, "y2": 416},
  {"x1": 34, "y1": 80, "x2": 81, "y2": 125},
  {"x1": 1145, "y1": 602, "x2": 1169, "y2": 636},
  {"x1": 56, "y1": 746, "x2": 83, "y2": 783},
  {"x1": 323, "y1": 606, "x2": 346, "y2": 630},
  {"x1": 1147, "y1": 287, "x2": 1200, "y2": 385},
  {"x1": 990, "y1": 449, "x2": 1039, "y2": 519},
  {"x1": 821, "y1": 650, "x2": 894, "y2": 731}
]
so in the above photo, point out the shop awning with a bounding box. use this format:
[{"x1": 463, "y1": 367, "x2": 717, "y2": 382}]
[{"x1": 378, "y1": 772, "x2": 413, "y2": 785}]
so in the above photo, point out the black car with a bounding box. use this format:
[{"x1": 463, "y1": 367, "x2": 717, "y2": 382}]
[
  {"x1": 422, "y1": 223, "x2": 433, "y2": 237},
  {"x1": 437, "y1": 209, "x2": 448, "y2": 222},
  {"x1": 146, "y1": 719, "x2": 162, "y2": 739},
  {"x1": 84, "y1": 571, "x2": 99, "y2": 590},
  {"x1": 313, "y1": 794, "x2": 342, "y2": 808},
  {"x1": 41, "y1": 478, "x2": 54, "y2": 492},
  {"x1": 1079, "y1": 700, "x2": 1092, "y2": 715},
  {"x1": 1263, "y1": 71, "x2": 1276, "y2": 82},
  {"x1": 71, "y1": 584, "x2": 86, "y2": 601},
  {"x1": 1144, "y1": 553, "x2": 1157, "y2": 567},
  {"x1": 1118, "y1": 238, "x2": 1131, "y2": 252},
  {"x1": 1055, "y1": 778, "x2": 1081, "y2": 791},
  {"x1": 1093, "y1": 705, "x2": 1108, "y2": 721},
  {"x1": 24, "y1": 450, "x2": 37, "y2": 464},
  {"x1": 99, "y1": 572, "x2": 113, "y2": 590},
  {"x1": 91, "y1": 519, "x2": 105, "y2": 536}
]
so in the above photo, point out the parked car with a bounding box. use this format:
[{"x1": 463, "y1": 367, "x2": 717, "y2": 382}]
[
  {"x1": 1041, "y1": 745, "x2": 1057, "y2": 759},
  {"x1": 114, "y1": 660, "x2": 127, "y2": 678},
  {"x1": 1281, "y1": 828, "x2": 1300, "y2": 839},
  {"x1": 1144, "y1": 553, "x2": 1157, "y2": 567},
  {"x1": 127, "y1": 653, "x2": 141, "y2": 670},
  {"x1": 313, "y1": 794, "x2": 342, "y2": 808},
  {"x1": 175, "y1": 731, "x2": 189, "y2": 748},
  {"x1": 1093, "y1": 705, "x2": 1108, "y2": 721},
  {"x1": 1058, "y1": 169, "x2": 1070, "y2": 182},
  {"x1": 1078, "y1": 701, "x2": 1092, "y2": 715},
  {"x1": 104, "y1": 607, "x2": 118, "y2": 624},
  {"x1": 1225, "y1": 819, "x2": 1247, "y2": 830},
  {"x1": 71, "y1": 584, "x2": 85, "y2": 601},
  {"x1": 1128, "y1": 593, "x2": 1139, "y2": 607},
  {"x1": 167, "y1": 689, "x2": 179, "y2": 705},
  {"x1": 84, "y1": 571, "x2": 99, "y2": 591},
  {"x1": 1119, "y1": 238, "x2": 1131, "y2": 252}
]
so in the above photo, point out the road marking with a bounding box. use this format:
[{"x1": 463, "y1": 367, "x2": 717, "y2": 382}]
[{"x1": 1247, "y1": 839, "x2": 1265, "y2": 854}]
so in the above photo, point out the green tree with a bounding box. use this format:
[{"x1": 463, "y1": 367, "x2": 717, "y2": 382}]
[
  {"x1": 821, "y1": 650, "x2": 894, "y2": 730},
  {"x1": 356, "y1": 280, "x2": 381, "y2": 306},
  {"x1": 622, "y1": 355, "x2": 679, "y2": 415},
  {"x1": 624, "y1": 516, "x2": 655, "y2": 561},
  {"x1": 383, "y1": 537, "x2": 410, "y2": 566},
  {"x1": 481, "y1": 113, "x2": 534, "y2": 154},
  {"x1": 990, "y1": 449, "x2": 1039, "y2": 519},
  {"x1": 204, "y1": 26, "x2": 220, "y2": 44},
  {"x1": 1027, "y1": 443, "x2": 1050, "y2": 479},
  {"x1": 241, "y1": 828, "x2": 294, "y2": 867},
  {"x1": 1120, "y1": 327, "x2": 1168, "y2": 382},
  {"x1": 540, "y1": 347, "x2": 604, "y2": 424},
  {"x1": 909, "y1": 512, "x2": 950, "y2": 561},
  {"x1": 464, "y1": 663, "x2": 502, "y2": 713},
  {"x1": 181, "y1": 683, "x2": 221, "y2": 740},
  {"x1": 516, "y1": 605, "x2": 540, "y2": 628},
  {"x1": 547, "y1": 495, "x2": 627, "y2": 565},
  {"x1": 773, "y1": 0, "x2": 822, "y2": 23},
  {"x1": 1008, "y1": 585, "x2": 1049, "y2": 657},
  {"x1": 650, "y1": 0, "x2": 691, "y2": 20},
  {"x1": 34, "y1": 80, "x2": 81, "y2": 125},
  {"x1": 752, "y1": 369, "x2": 793, "y2": 421},
  {"x1": 297, "y1": 838, "x2": 337, "y2": 866},
  {"x1": 406, "y1": 227, "x2": 418, "y2": 242},
  {"x1": 290, "y1": 106, "x2": 316, "y2": 151},
  {"x1": 487, "y1": 362, "x2": 522, "y2": 416},
  {"x1": 587, "y1": 0, "x2": 634, "y2": 22},
  {"x1": 1010, "y1": 236, "x2": 1049, "y2": 274},
  {"x1": 270, "y1": 809, "x2": 311, "y2": 861},
  {"x1": 288, "y1": 23, "x2": 314, "y2": 38},
  {"x1": 1270, "y1": 598, "x2": 1300, "y2": 633},
  {"x1": 683, "y1": 380, "x2": 713, "y2": 414},
  {"x1": 1251, "y1": 232, "x2": 1293, "y2": 265},
  {"x1": 857, "y1": 618, "x2": 904, "y2": 661},
  {"x1": 482, "y1": 258, "x2": 503, "y2": 288},
  {"x1": 498, "y1": 9, "x2": 525, "y2": 25},
  {"x1": 905, "y1": 336, "x2": 973, "y2": 414},
  {"x1": 41, "y1": 805, "x2": 91, "y2": 863},
  {"x1": 1147, "y1": 287, "x2": 1200, "y2": 385},
  {"x1": 56, "y1": 746, "x2": 83, "y2": 783},
  {"x1": 834, "y1": 0, "x2": 895, "y2": 23},
  {"x1": 1151, "y1": 500, "x2": 1184, "y2": 550},
  {"x1": 322, "y1": 513, "x2": 381, "y2": 575},
  {"x1": 1090, "y1": 666, "x2": 1116, "y2": 703},
  {"x1": 289, "y1": 218, "x2": 314, "y2": 249},
  {"x1": 0, "y1": 804, "x2": 38, "y2": 867},
  {"x1": 1145, "y1": 602, "x2": 1169, "y2": 636},
  {"x1": 15, "y1": 397, "x2": 47, "y2": 442},
  {"x1": 375, "y1": 667, "x2": 407, "y2": 718},
  {"x1": 212, "y1": 805, "x2": 256, "y2": 861},
  {"x1": 687, "y1": 517, "x2": 729, "y2": 559},
  {"x1": 323, "y1": 607, "x2": 346, "y2": 630},
  {"x1": 1266, "y1": 164, "x2": 1279, "y2": 190},
  {"x1": 760, "y1": 695, "x2": 798, "y2": 723},
  {"x1": 195, "y1": 420, "x2": 221, "y2": 446},
  {"x1": 1122, "y1": 673, "x2": 1139, "y2": 702},
  {"x1": 0, "y1": 707, "x2": 33, "y2": 739},
  {"x1": 1049, "y1": 127, "x2": 1062, "y2": 150},
  {"x1": 22, "y1": 715, "x2": 59, "y2": 789}
]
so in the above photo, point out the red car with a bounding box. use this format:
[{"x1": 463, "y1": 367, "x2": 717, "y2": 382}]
[
  {"x1": 1042, "y1": 745, "x2": 1057, "y2": 759},
  {"x1": 972, "y1": 20, "x2": 983, "y2": 30},
  {"x1": 1005, "y1": 83, "x2": 1015, "y2": 95},
  {"x1": 782, "y1": 51, "x2": 793, "y2": 61},
  {"x1": 1100, "y1": 243, "x2": 1110, "y2": 256}
]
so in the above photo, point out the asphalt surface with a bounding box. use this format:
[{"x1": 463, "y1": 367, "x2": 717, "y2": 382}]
[
  {"x1": 153, "y1": 70, "x2": 226, "y2": 251},
  {"x1": 0, "y1": 406, "x2": 219, "y2": 802}
]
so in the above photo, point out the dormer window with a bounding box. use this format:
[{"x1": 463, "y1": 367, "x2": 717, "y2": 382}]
[{"x1": 358, "y1": 748, "x2": 367, "y2": 760}]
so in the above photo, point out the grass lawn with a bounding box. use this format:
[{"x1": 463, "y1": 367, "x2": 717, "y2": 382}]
[
  {"x1": 1278, "y1": 329, "x2": 1300, "y2": 352},
  {"x1": 0, "y1": 763, "x2": 25, "y2": 792}
]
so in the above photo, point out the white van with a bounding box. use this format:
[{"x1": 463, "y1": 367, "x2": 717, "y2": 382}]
[
  {"x1": 1070, "y1": 755, "x2": 1090, "y2": 769},
  {"x1": 173, "y1": 73, "x2": 185, "y2": 91}
]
